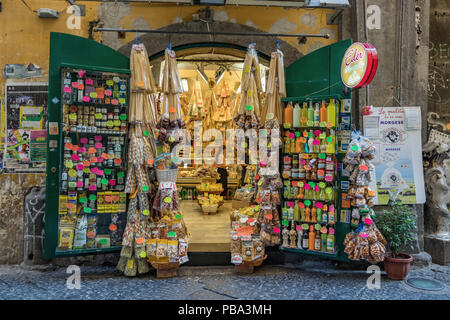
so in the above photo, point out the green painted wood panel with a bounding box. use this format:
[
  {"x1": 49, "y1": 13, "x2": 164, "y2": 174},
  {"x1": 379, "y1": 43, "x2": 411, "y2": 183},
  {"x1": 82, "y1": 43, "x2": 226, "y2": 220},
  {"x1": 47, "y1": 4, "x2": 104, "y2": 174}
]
[
  {"x1": 44, "y1": 33, "x2": 130, "y2": 259},
  {"x1": 285, "y1": 39, "x2": 353, "y2": 99}
]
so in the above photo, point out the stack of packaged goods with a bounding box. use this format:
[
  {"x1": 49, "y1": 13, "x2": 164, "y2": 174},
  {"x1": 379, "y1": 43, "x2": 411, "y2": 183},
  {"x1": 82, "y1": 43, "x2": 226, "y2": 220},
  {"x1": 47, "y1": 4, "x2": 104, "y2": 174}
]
[{"x1": 342, "y1": 132, "x2": 387, "y2": 264}]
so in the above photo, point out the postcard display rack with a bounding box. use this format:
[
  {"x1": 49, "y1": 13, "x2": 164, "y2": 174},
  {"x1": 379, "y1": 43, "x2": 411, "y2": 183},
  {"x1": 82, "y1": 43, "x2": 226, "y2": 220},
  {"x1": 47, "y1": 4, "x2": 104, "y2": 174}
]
[
  {"x1": 279, "y1": 96, "x2": 353, "y2": 262},
  {"x1": 56, "y1": 68, "x2": 130, "y2": 253}
]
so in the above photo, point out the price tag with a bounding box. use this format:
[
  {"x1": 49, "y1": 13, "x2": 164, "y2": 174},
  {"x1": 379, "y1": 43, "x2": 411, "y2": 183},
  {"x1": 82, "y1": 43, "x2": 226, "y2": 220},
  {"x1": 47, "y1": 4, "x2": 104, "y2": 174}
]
[
  {"x1": 109, "y1": 224, "x2": 117, "y2": 232},
  {"x1": 296, "y1": 225, "x2": 302, "y2": 231},
  {"x1": 319, "y1": 122, "x2": 327, "y2": 128},
  {"x1": 71, "y1": 154, "x2": 80, "y2": 161},
  {"x1": 84, "y1": 207, "x2": 92, "y2": 214},
  {"x1": 104, "y1": 89, "x2": 112, "y2": 96},
  {"x1": 65, "y1": 161, "x2": 73, "y2": 169},
  {"x1": 78, "y1": 147, "x2": 86, "y2": 153},
  {"x1": 175, "y1": 214, "x2": 182, "y2": 219},
  {"x1": 245, "y1": 105, "x2": 253, "y2": 111},
  {"x1": 79, "y1": 197, "x2": 87, "y2": 203},
  {"x1": 325, "y1": 187, "x2": 333, "y2": 194},
  {"x1": 314, "y1": 130, "x2": 321, "y2": 136},
  {"x1": 142, "y1": 209, "x2": 150, "y2": 216},
  {"x1": 304, "y1": 200, "x2": 311, "y2": 206},
  {"x1": 104, "y1": 169, "x2": 111, "y2": 175},
  {"x1": 316, "y1": 202, "x2": 323, "y2": 209},
  {"x1": 120, "y1": 114, "x2": 127, "y2": 121},
  {"x1": 314, "y1": 224, "x2": 321, "y2": 231},
  {"x1": 351, "y1": 145, "x2": 359, "y2": 151},
  {"x1": 142, "y1": 185, "x2": 149, "y2": 192},
  {"x1": 101, "y1": 178, "x2": 108, "y2": 185},
  {"x1": 168, "y1": 231, "x2": 177, "y2": 237},
  {"x1": 119, "y1": 98, "x2": 126, "y2": 104},
  {"x1": 273, "y1": 227, "x2": 281, "y2": 234},
  {"x1": 106, "y1": 80, "x2": 114, "y2": 86},
  {"x1": 282, "y1": 220, "x2": 289, "y2": 226},
  {"x1": 89, "y1": 92, "x2": 98, "y2": 98},
  {"x1": 109, "y1": 179, "x2": 116, "y2": 186},
  {"x1": 64, "y1": 87, "x2": 72, "y2": 93},
  {"x1": 89, "y1": 194, "x2": 97, "y2": 201},
  {"x1": 307, "y1": 120, "x2": 314, "y2": 127},
  {"x1": 302, "y1": 224, "x2": 309, "y2": 230},
  {"x1": 89, "y1": 185, "x2": 97, "y2": 191},
  {"x1": 289, "y1": 132, "x2": 295, "y2": 139},
  {"x1": 298, "y1": 202, "x2": 305, "y2": 208},
  {"x1": 313, "y1": 139, "x2": 320, "y2": 146},
  {"x1": 117, "y1": 172, "x2": 125, "y2": 178},
  {"x1": 76, "y1": 181, "x2": 83, "y2": 188},
  {"x1": 82, "y1": 96, "x2": 90, "y2": 102},
  {"x1": 68, "y1": 169, "x2": 77, "y2": 178},
  {"x1": 76, "y1": 164, "x2": 84, "y2": 171},
  {"x1": 326, "y1": 136, "x2": 333, "y2": 143},
  {"x1": 144, "y1": 131, "x2": 150, "y2": 137}
]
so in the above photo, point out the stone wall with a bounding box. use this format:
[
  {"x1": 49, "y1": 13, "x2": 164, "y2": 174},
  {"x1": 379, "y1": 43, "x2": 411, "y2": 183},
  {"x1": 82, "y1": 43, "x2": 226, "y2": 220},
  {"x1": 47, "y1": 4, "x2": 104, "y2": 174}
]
[{"x1": 0, "y1": 174, "x2": 45, "y2": 264}]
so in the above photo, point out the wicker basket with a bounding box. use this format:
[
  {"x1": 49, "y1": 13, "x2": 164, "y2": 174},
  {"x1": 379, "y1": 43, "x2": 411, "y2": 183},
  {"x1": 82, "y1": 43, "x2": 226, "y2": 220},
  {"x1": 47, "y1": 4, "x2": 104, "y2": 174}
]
[
  {"x1": 156, "y1": 168, "x2": 178, "y2": 183},
  {"x1": 201, "y1": 204, "x2": 219, "y2": 213}
]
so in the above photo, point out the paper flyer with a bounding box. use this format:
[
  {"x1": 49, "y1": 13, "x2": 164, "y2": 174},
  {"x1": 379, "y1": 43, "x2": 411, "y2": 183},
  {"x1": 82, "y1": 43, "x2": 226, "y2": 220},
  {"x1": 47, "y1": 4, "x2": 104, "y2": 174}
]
[
  {"x1": 19, "y1": 106, "x2": 44, "y2": 129},
  {"x1": 364, "y1": 107, "x2": 425, "y2": 204}
]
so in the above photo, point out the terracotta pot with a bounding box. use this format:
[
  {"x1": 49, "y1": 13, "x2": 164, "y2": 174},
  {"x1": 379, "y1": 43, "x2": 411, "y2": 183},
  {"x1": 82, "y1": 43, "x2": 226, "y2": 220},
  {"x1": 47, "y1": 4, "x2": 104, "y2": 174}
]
[{"x1": 384, "y1": 253, "x2": 413, "y2": 280}]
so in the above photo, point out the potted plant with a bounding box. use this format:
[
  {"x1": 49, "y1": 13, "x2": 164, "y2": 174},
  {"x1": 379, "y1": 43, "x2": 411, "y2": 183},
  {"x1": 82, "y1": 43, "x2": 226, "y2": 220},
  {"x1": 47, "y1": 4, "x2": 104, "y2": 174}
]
[{"x1": 376, "y1": 200, "x2": 416, "y2": 280}]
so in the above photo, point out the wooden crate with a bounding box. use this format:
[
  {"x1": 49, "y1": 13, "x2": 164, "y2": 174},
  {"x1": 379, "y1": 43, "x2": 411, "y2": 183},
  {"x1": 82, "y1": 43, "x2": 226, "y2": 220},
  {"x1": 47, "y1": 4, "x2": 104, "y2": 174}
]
[
  {"x1": 149, "y1": 261, "x2": 180, "y2": 279},
  {"x1": 234, "y1": 255, "x2": 267, "y2": 274}
]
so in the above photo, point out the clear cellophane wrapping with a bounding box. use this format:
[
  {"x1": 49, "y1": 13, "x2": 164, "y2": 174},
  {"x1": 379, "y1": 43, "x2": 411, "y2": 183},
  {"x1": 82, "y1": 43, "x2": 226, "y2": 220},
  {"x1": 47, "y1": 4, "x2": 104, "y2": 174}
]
[
  {"x1": 235, "y1": 44, "x2": 262, "y2": 124},
  {"x1": 214, "y1": 81, "x2": 233, "y2": 123},
  {"x1": 162, "y1": 48, "x2": 184, "y2": 123},
  {"x1": 263, "y1": 49, "x2": 286, "y2": 126}
]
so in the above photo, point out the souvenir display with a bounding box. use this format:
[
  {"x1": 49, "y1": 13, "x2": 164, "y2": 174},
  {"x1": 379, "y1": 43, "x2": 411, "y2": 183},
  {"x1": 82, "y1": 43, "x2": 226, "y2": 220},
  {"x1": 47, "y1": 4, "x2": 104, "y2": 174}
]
[
  {"x1": 57, "y1": 67, "x2": 129, "y2": 252},
  {"x1": 342, "y1": 132, "x2": 386, "y2": 264}
]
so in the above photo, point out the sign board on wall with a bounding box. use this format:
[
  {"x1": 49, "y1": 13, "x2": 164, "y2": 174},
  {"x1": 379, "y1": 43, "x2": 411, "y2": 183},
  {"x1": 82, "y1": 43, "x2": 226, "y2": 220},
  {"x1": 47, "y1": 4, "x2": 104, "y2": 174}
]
[
  {"x1": 4, "y1": 82, "x2": 48, "y2": 172},
  {"x1": 341, "y1": 42, "x2": 378, "y2": 89},
  {"x1": 363, "y1": 107, "x2": 425, "y2": 205}
]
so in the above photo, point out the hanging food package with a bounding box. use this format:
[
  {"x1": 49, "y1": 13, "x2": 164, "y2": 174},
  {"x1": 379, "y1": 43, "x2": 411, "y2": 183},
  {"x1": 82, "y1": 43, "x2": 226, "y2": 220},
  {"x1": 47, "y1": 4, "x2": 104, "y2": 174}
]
[{"x1": 264, "y1": 49, "x2": 286, "y2": 127}]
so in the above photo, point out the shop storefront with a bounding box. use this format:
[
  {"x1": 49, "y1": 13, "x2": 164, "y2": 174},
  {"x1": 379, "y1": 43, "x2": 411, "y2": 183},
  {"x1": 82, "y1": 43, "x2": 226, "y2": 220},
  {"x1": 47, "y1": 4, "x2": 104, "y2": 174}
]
[{"x1": 44, "y1": 32, "x2": 385, "y2": 277}]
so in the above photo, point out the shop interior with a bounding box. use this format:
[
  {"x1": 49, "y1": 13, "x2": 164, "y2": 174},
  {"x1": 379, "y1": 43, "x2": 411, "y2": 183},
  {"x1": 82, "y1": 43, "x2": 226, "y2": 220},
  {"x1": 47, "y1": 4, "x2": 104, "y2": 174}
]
[{"x1": 152, "y1": 48, "x2": 269, "y2": 252}]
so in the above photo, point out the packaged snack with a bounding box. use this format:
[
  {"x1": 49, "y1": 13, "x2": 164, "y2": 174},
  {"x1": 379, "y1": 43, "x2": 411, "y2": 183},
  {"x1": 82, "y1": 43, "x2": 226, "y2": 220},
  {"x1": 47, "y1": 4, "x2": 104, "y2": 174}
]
[
  {"x1": 58, "y1": 227, "x2": 74, "y2": 250},
  {"x1": 179, "y1": 239, "x2": 189, "y2": 264},
  {"x1": 146, "y1": 238, "x2": 158, "y2": 262},
  {"x1": 242, "y1": 240, "x2": 254, "y2": 262},
  {"x1": 73, "y1": 215, "x2": 87, "y2": 249},
  {"x1": 230, "y1": 231, "x2": 241, "y2": 255},
  {"x1": 156, "y1": 239, "x2": 169, "y2": 263},
  {"x1": 168, "y1": 239, "x2": 179, "y2": 263}
]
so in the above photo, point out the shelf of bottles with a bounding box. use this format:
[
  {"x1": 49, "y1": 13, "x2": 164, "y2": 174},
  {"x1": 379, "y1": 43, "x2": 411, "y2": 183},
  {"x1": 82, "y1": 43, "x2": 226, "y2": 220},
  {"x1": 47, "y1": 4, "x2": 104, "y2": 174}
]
[
  {"x1": 57, "y1": 68, "x2": 129, "y2": 253},
  {"x1": 280, "y1": 99, "x2": 340, "y2": 256}
]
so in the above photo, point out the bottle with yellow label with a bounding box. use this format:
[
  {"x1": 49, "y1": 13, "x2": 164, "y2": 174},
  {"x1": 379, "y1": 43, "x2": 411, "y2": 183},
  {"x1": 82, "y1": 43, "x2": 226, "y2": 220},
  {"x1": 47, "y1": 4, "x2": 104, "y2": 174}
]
[{"x1": 327, "y1": 99, "x2": 336, "y2": 127}]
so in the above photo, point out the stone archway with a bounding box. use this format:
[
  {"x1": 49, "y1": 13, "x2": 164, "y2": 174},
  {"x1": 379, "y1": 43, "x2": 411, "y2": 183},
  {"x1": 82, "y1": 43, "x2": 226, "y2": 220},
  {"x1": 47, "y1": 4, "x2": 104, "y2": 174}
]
[{"x1": 117, "y1": 21, "x2": 304, "y2": 66}]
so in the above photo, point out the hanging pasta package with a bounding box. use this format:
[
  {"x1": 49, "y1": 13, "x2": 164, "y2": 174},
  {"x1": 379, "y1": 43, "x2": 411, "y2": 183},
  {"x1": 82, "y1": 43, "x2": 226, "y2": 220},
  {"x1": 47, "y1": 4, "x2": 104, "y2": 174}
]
[{"x1": 233, "y1": 43, "x2": 262, "y2": 130}]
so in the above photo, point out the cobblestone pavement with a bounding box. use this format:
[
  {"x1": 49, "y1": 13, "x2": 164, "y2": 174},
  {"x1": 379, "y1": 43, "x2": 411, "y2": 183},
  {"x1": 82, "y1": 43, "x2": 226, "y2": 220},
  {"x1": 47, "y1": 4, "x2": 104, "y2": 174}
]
[{"x1": 0, "y1": 261, "x2": 449, "y2": 300}]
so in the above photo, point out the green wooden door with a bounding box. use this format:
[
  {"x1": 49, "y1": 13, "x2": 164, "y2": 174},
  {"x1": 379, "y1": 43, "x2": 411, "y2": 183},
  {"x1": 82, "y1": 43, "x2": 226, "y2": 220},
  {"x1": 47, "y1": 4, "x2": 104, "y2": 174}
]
[{"x1": 44, "y1": 33, "x2": 130, "y2": 259}]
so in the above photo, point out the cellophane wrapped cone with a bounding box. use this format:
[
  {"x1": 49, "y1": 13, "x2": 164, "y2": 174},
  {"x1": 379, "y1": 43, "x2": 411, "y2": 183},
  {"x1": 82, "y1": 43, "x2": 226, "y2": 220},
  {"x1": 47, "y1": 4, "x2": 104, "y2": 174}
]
[
  {"x1": 263, "y1": 50, "x2": 286, "y2": 127},
  {"x1": 233, "y1": 43, "x2": 263, "y2": 129}
]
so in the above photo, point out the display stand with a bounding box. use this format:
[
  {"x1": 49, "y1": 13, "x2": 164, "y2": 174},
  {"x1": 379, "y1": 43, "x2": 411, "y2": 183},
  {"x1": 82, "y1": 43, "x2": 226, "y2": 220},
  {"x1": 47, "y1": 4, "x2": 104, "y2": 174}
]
[{"x1": 234, "y1": 254, "x2": 267, "y2": 274}]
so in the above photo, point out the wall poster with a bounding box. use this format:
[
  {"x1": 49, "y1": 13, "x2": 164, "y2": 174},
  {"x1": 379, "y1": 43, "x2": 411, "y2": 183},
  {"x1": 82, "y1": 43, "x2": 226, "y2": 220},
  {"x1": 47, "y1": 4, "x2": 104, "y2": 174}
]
[
  {"x1": 4, "y1": 82, "x2": 48, "y2": 172},
  {"x1": 363, "y1": 107, "x2": 426, "y2": 205}
]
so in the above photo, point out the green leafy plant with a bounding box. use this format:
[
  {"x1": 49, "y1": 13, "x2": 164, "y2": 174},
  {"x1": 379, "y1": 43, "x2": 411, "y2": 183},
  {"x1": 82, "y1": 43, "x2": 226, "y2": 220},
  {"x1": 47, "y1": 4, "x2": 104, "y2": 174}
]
[{"x1": 375, "y1": 200, "x2": 416, "y2": 258}]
